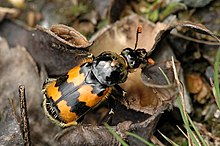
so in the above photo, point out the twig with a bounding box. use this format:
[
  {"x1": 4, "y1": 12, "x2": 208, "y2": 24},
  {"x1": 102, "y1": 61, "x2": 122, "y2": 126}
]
[
  {"x1": 19, "y1": 85, "x2": 31, "y2": 146},
  {"x1": 150, "y1": 135, "x2": 166, "y2": 146},
  {"x1": 171, "y1": 31, "x2": 220, "y2": 45},
  {"x1": 171, "y1": 57, "x2": 192, "y2": 146}
]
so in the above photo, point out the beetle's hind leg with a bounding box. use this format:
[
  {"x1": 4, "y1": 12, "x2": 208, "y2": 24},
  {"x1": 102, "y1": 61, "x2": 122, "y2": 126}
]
[
  {"x1": 97, "y1": 96, "x2": 115, "y2": 125},
  {"x1": 111, "y1": 85, "x2": 129, "y2": 107},
  {"x1": 98, "y1": 85, "x2": 128, "y2": 125}
]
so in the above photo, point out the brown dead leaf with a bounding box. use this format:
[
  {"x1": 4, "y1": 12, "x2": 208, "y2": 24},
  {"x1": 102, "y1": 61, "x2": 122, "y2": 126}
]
[
  {"x1": 0, "y1": 7, "x2": 20, "y2": 22},
  {"x1": 89, "y1": 14, "x2": 168, "y2": 55},
  {"x1": 196, "y1": 82, "x2": 210, "y2": 104},
  {"x1": 121, "y1": 61, "x2": 179, "y2": 114},
  {"x1": 55, "y1": 126, "x2": 117, "y2": 146},
  {"x1": 0, "y1": 101, "x2": 23, "y2": 146},
  {"x1": 0, "y1": 37, "x2": 42, "y2": 113},
  {"x1": 50, "y1": 24, "x2": 92, "y2": 47},
  {"x1": 186, "y1": 74, "x2": 203, "y2": 94},
  {"x1": 0, "y1": 20, "x2": 92, "y2": 76},
  {"x1": 0, "y1": 38, "x2": 23, "y2": 137},
  {"x1": 186, "y1": 73, "x2": 211, "y2": 104},
  {"x1": 0, "y1": 37, "x2": 60, "y2": 145},
  {"x1": 89, "y1": 14, "x2": 178, "y2": 115}
]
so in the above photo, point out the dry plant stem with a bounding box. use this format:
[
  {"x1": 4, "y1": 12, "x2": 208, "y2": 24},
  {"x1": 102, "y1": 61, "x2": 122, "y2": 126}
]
[
  {"x1": 176, "y1": 21, "x2": 220, "y2": 45},
  {"x1": 177, "y1": 125, "x2": 187, "y2": 138},
  {"x1": 171, "y1": 31, "x2": 220, "y2": 46},
  {"x1": 177, "y1": 125, "x2": 203, "y2": 146},
  {"x1": 171, "y1": 57, "x2": 192, "y2": 146},
  {"x1": 19, "y1": 85, "x2": 31, "y2": 146},
  {"x1": 194, "y1": 122, "x2": 220, "y2": 142},
  {"x1": 150, "y1": 135, "x2": 166, "y2": 146},
  {"x1": 191, "y1": 130, "x2": 202, "y2": 146},
  {"x1": 131, "y1": 104, "x2": 167, "y2": 129},
  {"x1": 8, "y1": 98, "x2": 20, "y2": 123}
]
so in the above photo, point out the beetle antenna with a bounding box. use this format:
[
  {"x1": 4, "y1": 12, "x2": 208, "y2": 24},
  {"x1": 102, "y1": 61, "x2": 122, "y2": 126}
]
[{"x1": 134, "y1": 25, "x2": 142, "y2": 50}]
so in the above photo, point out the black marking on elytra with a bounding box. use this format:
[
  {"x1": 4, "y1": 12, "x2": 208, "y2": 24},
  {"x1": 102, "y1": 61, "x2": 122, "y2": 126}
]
[
  {"x1": 55, "y1": 82, "x2": 80, "y2": 104},
  {"x1": 55, "y1": 63, "x2": 92, "y2": 105},
  {"x1": 55, "y1": 74, "x2": 68, "y2": 87},
  {"x1": 70, "y1": 101, "x2": 90, "y2": 116},
  {"x1": 46, "y1": 97, "x2": 64, "y2": 123},
  {"x1": 64, "y1": 91, "x2": 80, "y2": 108},
  {"x1": 53, "y1": 61, "x2": 108, "y2": 118}
]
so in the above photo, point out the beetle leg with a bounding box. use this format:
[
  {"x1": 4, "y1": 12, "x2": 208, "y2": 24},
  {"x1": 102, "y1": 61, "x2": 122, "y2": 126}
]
[
  {"x1": 60, "y1": 121, "x2": 78, "y2": 128},
  {"x1": 112, "y1": 85, "x2": 129, "y2": 107},
  {"x1": 108, "y1": 108, "x2": 114, "y2": 115},
  {"x1": 96, "y1": 96, "x2": 115, "y2": 125},
  {"x1": 107, "y1": 96, "x2": 115, "y2": 115},
  {"x1": 105, "y1": 96, "x2": 115, "y2": 124}
]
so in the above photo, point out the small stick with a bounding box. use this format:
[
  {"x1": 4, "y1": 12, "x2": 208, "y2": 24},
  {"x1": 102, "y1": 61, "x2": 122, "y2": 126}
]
[
  {"x1": 171, "y1": 57, "x2": 193, "y2": 146},
  {"x1": 19, "y1": 85, "x2": 31, "y2": 146}
]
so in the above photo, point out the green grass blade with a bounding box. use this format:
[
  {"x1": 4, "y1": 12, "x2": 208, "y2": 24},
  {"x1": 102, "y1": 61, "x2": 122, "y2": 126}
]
[
  {"x1": 104, "y1": 123, "x2": 129, "y2": 146},
  {"x1": 177, "y1": 96, "x2": 200, "y2": 146},
  {"x1": 187, "y1": 115, "x2": 208, "y2": 146},
  {"x1": 214, "y1": 48, "x2": 220, "y2": 109},
  {"x1": 126, "y1": 132, "x2": 155, "y2": 146},
  {"x1": 160, "y1": 2, "x2": 187, "y2": 20},
  {"x1": 158, "y1": 67, "x2": 171, "y2": 85}
]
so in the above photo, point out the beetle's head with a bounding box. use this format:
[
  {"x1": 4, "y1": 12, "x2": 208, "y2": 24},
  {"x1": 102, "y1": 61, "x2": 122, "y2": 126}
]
[{"x1": 121, "y1": 48, "x2": 147, "y2": 70}]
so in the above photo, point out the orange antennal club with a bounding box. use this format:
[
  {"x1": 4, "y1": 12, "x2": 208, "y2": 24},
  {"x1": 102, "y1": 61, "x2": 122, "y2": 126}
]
[{"x1": 134, "y1": 25, "x2": 142, "y2": 50}]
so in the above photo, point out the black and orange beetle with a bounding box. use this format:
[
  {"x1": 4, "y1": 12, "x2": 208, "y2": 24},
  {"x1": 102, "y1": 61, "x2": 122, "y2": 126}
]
[{"x1": 42, "y1": 26, "x2": 148, "y2": 127}]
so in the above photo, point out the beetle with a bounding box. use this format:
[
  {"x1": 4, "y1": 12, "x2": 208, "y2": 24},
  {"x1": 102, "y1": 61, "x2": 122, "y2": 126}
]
[{"x1": 42, "y1": 26, "x2": 148, "y2": 127}]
